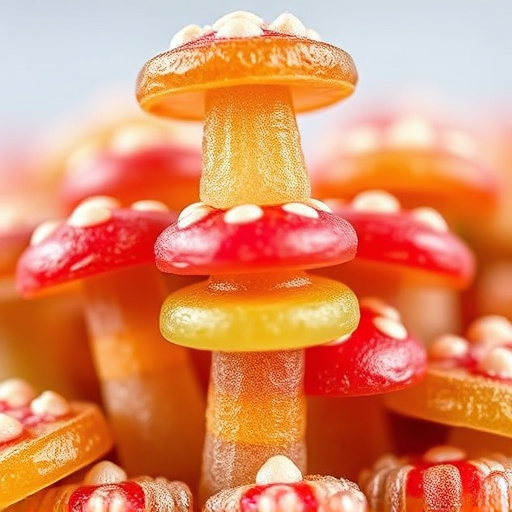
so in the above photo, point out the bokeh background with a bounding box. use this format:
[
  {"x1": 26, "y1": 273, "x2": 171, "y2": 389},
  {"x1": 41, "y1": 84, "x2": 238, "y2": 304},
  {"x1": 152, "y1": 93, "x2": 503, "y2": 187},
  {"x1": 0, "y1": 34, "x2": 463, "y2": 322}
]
[{"x1": 1, "y1": 0, "x2": 511, "y2": 158}]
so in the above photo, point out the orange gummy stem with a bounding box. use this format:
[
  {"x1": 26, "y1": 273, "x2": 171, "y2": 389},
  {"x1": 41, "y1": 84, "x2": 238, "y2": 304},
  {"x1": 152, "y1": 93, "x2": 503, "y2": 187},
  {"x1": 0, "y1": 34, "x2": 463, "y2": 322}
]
[
  {"x1": 201, "y1": 346, "x2": 306, "y2": 500},
  {"x1": 201, "y1": 85, "x2": 310, "y2": 209},
  {"x1": 82, "y1": 265, "x2": 205, "y2": 487}
]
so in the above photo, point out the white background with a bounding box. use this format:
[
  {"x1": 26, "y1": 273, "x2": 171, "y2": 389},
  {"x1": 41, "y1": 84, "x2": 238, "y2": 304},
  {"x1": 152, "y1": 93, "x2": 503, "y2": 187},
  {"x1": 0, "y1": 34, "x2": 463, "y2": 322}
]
[{"x1": 0, "y1": 1, "x2": 511, "y2": 154}]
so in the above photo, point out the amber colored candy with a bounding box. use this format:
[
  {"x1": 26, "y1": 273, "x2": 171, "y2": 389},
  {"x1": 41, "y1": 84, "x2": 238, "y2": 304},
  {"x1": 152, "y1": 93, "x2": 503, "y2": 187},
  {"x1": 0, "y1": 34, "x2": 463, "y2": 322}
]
[
  {"x1": 360, "y1": 445, "x2": 512, "y2": 512},
  {"x1": 5, "y1": 460, "x2": 193, "y2": 512},
  {"x1": 0, "y1": 379, "x2": 112, "y2": 509},
  {"x1": 385, "y1": 316, "x2": 512, "y2": 436}
]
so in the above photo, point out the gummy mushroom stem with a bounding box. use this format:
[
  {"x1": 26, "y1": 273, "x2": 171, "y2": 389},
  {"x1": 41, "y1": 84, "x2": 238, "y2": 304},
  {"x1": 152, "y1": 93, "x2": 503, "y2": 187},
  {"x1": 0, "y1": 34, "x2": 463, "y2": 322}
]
[
  {"x1": 81, "y1": 263, "x2": 204, "y2": 486},
  {"x1": 201, "y1": 85, "x2": 309, "y2": 209},
  {"x1": 201, "y1": 348, "x2": 306, "y2": 501}
]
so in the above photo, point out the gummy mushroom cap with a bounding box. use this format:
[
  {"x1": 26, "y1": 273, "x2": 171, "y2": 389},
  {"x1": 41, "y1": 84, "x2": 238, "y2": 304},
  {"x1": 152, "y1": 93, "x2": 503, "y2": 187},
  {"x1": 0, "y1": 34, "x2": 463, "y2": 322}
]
[
  {"x1": 136, "y1": 12, "x2": 357, "y2": 120},
  {"x1": 305, "y1": 298, "x2": 427, "y2": 396},
  {"x1": 16, "y1": 197, "x2": 175, "y2": 298},
  {"x1": 329, "y1": 191, "x2": 476, "y2": 289},
  {"x1": 155, "y1": 201, "x2": 357, "y2": 275}
]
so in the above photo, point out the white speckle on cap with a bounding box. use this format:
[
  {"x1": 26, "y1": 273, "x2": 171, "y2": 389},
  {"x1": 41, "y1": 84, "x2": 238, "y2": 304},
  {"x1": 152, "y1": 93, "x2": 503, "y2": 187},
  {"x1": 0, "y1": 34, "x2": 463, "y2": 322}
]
[
  {"x1": 360, "y1": 297, "x2": 401, "y2": 322},
  {"x1": 373, "y1": 316, "x2": 408, "y2": 340},
  {"x1": 478, "y1": 346, "x2": 512, "y2": 379},
  {"x1": 268, "y1": 13, "x2": 307, "y2": 37},
  {"x1": 255, "y1": 455, "x2": 303, "y2": 485},
  {"x1": 131, "y1": 200, "x2": 169, "y2": 212},
  {"x1": 428, "y1": 334, "x2": 469, "y2": 360},
  {"x1": 305, "y1": 198, "x2": 332, "y2": 212},
  {"x1": 68, "y1": 197, "x2": 119, "y2": 227},
  {"x1": 0, "y1": 378, "x2": 36, "y2": 407},
  {"x1": 30, "y1": 391, "x2": 70, "y2": 417},
  {"x1": 423, "y1": 445, "x2": 466, "y2": 463},
  {"x1": 212, "y1": 11, "x2": 264, "y2": 31},
  {"x1": 169, "y1": 24, "x2": 205, "y2": 49},
  {"x1": 224, "y1": 204, "x2": 264, "y2": 224},
  {"x1": 84, "y1": 461, "x2": 128, "y2": 485},
  {"x1": 0, "y1": 413, "x2": 24, "y2": 443},
  {"x1": 216, "y1": 18, "x2": 263, "y2": 39},
  {"x1": 177, "y1": 202, "x2": 212, "y2": 229},
  {"x1": 352, "y1": 190, "x2": 400, "y2": 213},
  {"x1": 30, "y1": 220, "x2": 61, "y2": 246},
  {"x1": 411, "y1": 207, "x2": 448, "y2": 232},
  {"x1": 282, "y1": 202, "x2": 319, "y2": 219}
]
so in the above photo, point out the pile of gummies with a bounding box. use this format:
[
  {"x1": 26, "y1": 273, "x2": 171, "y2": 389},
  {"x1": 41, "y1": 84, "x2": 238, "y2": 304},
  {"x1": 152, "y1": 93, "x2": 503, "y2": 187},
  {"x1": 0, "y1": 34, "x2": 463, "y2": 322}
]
[{"x1": 1, "y1": 10, "x2": 512, "y2": 512}]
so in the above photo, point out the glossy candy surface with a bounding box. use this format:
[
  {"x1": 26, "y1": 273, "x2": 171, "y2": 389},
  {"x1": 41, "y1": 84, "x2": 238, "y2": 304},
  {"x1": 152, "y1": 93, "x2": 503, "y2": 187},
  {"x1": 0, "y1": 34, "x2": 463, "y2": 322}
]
[
  {"x1": 328, "y1": 192, "x2": 475, "y2": 288},
  {"x1": 156, "y1": 201, "x2": 357, "y2": 275},
  {"x1": 385, "y1": 316, "x2": 512, "y2": 435},
  {"x1": 204, "y1": 455, "x2": 367, "y2": 512},
  {"x1": 160, "y1": 272, "x2": 359, "y2": 352},
  {"x1": 137, "y1": 17, "x2": 357, "y2": 120},
  {"x1": 5, "y1": 460, "x2": 193, "y2": 512},
  {"x1": 360, "y1": 445, "x2": 512, "y2": 512},
  {"x1": 0, "y1": 379, "x2": 112, "y2": 509},
  {"x1": 16, "y1": 198, "x2": 175, "y2": 297},
  {"x1": 305, "y1": 298, "x2": 426, "y2": 396}
]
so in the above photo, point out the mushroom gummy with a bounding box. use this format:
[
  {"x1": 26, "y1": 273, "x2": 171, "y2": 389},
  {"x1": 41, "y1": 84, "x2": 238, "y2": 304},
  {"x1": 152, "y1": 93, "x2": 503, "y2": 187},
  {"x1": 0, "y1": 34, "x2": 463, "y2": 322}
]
[{"x1": 137, "y1": 11, "x2": 359, "y2": 500}]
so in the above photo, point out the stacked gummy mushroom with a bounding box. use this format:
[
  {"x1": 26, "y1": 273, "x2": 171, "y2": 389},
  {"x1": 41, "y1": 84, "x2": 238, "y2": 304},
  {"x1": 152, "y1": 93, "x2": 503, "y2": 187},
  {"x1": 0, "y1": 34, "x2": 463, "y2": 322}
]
[{"x1": 137, "y1": 10, "x2": 361, "y2": 501}]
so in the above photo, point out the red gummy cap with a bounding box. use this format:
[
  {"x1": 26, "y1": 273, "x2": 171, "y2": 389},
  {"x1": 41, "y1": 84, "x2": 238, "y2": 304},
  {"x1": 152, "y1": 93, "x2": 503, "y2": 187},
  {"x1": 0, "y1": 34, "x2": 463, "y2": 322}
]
[
  {"x1": 330, "y1": 192, "x2": 475, "y2": 289},
  {"x1": 155, "y1": 200, "x2": 358, "y2": 275},
  {"x1": 60, "y1": 144, "x2": 201, "y2": 212},
  {"x1": 16, "y1": 197, "x2": 175, "y2": 297},
  {"x1": 305, "y1": 298, "x2": 427, "y2": 396}
]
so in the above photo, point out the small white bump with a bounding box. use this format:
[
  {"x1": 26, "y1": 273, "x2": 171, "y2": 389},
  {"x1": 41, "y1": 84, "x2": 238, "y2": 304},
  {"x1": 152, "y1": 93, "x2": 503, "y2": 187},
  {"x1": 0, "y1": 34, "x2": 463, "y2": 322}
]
[
  {"x1": 331, "y1": 489, "x2": 368, "y2": 512},
  {"x1": 467, "y1": 316, "x2": 512, "y2": 344},
  {"x1": 344, "y1": 126, "x2": 381, "y2": 153},
  {"x1": 30, "y1": 220, "x2": 61, "y2": 246},
  {"x1": 0, "y1": 413, "x2": 24, "y2": 443},
  {"x1": 268, "y1": 13, "x2": 307, "y2": 37},
  {"x1": 387, "y1": 115, "x2": 436, "y2": 148},
  {"x1": 169, "y1": 24, "x2": 205, "y2": 49},
  {"x1": 428, "y1": 334, "x2": 469, "y2": 360},
  {"x1": 224, "y1": 204, "x2": 264, "y2": 224},
  {"x1": 0, "y1": 378, "x2": 36, "y2": 407},
  {"x1": 177, "y1": 202, "x2": 212, "y2": 229},
  {"x1": 326, "y1": 333, "x2": 352, "y2": 346},
  {"x1": 212, "y1": 11, "x2": 264, "y2": 31},
  {"x1": 109, "y1": 494, "x2": 127, "y2": 512},
  {"x1": 84, "y1": 493, "x2": 106, "y2": 512},
  {"x1": 478, "y1": 346, "x2": 512, "y2": 379},
  {"x1": 84, "y1": 461, "x2": 128, "y2": 485},
  {"x1": 216, "y1": 18, "x2": 263, "y2": 39},
  {"x1": 282, "y1": 202, "x2": 319, "y2": 219},
  {"x1": 68, "y1": 197, "x2": 118, "y2": 228},
  {"x1": 305, "y1": 198, "x2": 332, "y2": 212},
  {"x1": 373, "y1": 316, "x2": 408, "y2": 340},
  {"x1": 30, "y1": 391, "x2": 70, "y2": 417},
  {"x1": 257, "y1": 495, "x2": 274, "y2": 512},
  {"x1": 131, "y1": 200, "x2": 169, "y2": 212},
  {"x1": 411, "y1": 207, "x2": 449, "y2": 232},
  {"x1": 443, "y1": 130, "x2": 479, "y2": 159},
  {"x1": 110, "y1": 124, "x2": 163, "y2": 153},
  {"x1": 351, "y1": 190, "x2": 400, "y2": 213},
  {"x1": 424, "y1": 445, "x2": 467, "y2": 463},
  {"x1": 256, "y1": 455, "x2": 303, "y2": 485},
  {"x1": 359, "y1": 297, "x2": 401, "y2": 322},
  {"x1": 305, "y1": 28, "x2": 322, "y2": 41}
]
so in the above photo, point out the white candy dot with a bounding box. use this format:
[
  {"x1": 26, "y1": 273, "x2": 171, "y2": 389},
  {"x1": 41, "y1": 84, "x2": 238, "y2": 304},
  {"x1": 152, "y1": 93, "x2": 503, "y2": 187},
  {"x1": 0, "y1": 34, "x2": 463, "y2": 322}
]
[
  {"x1": 68, "y1": 197, "x2": 119, "y2": 228},
  {"x1": 0, "y1": 413, "x2": 24, "y2": 443},
  {"x1": 30, "y1": 220, "x2": 61, "y2": 246},
  {"x1": 424, "y1": 445, "x2": 467, "y2": 463},
  {"x1": 0, "y1": 378, "x2": 36, "y2": 407},
  {"x1": 373, "y1": 316, "x2": 408, "y2": 340},
  {"x1": 282, "y1": 202, "x2": 319, "y2": 219},
  {"x1": 30, "y1": 391, "x2": 70, "y2": 417},
  {"x1": 255, "y1": 455, "x2": 303, "y2": 485},
  {"x1": 224, "y1": 204, "x2": 264, "y2": 224},
  {"x1": 177, "y1": 202, "x2": 212, "y2": 229},
  {"x1": 305, "y1": 198, "x2": 332, "y2": 212},
  {"x1": 478, "y1": 347, "x2": 512, "y2": 379},
  {"x1": 84, "y1": 461, "x2": 128, "y2": 485},
  {"x1": 216, "y1": 18, "x2": 263, "y2": 39},
  {"x1": 131, "y1": 200, "x2": 169, "y2": 212},
  {"x1": 359, "y1": 297, "x2": 401, "y2": 322},
  {"x1": 352, "y1": 190, "x2": 400, "y2": 213},
  {"x1": 467, "y1": 316, "x2": 512, "y2": 344},
  {"x1": 428, "y1": 334, "x2": 469, "y2": 360},
  {"x1": 212, "y1": 11, "x2": 263, "y2": 31},
  {"x1": 326, "y1": 333, "x2": 352, "y2": 346},
  {"x1": 169, "y1": 24, "x2": 205, "y2": 50},
  {"x1": 305, "y1": 28, "x2": 322, "y2": 41},
  {"x1": 411, "y1": 207, "x2": 448, "y2": 232},
  {"x1": 387, "y1": 115, "x2": 435, "y2": 148},
  {"x1": 268, "y1": 13, "x2": 307, "y2": 37}
]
